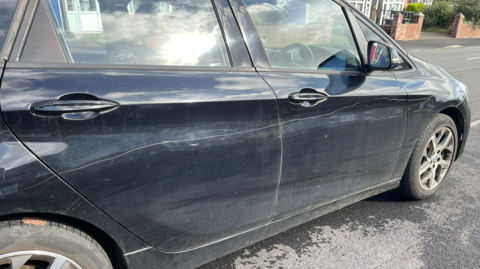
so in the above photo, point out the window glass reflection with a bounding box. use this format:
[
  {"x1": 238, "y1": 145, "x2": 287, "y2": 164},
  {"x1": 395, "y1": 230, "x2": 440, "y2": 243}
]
[
  {"x1": 79, "y1": 0, "x2": 98, "y2": 11},
  {"x1": 243, "y1": 0, "x2": 362, "y2": 71},
  {"x1": 46, "y1": 0, "x2": 230, "y2": 67}
]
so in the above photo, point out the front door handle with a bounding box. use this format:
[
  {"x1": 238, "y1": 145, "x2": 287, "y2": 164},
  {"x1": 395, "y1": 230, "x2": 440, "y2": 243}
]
[
  {"x1": 30, "y1": 94, "x2": 119, "y2": 120},
  {"x1": 289, "y1": 88, "x2": 327, "y2": 107}
]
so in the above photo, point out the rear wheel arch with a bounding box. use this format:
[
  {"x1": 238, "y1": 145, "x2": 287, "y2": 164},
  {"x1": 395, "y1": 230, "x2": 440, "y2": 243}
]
[{"x1": 0, "y1": 213, "x2": 128, "y2": 269}]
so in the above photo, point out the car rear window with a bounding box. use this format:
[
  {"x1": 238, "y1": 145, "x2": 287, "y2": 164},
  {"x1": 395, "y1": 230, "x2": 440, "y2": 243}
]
[{"x1": 44, "y1": 0, "x2": 231, "y2": 67}]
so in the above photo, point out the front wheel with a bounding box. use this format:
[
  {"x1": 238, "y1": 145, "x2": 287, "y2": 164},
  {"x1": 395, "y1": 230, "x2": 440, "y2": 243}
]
[
  {"x1": 398, "y1": 113, "x2": 457, "y2": 200},
  {"x1": 0, "y1": 218, "x2": 112, "y2": 269}
]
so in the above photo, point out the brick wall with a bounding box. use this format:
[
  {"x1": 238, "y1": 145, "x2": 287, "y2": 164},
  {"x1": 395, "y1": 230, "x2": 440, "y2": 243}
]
[
  {"x1": 451, "y1": 13, "x2": 480, "y2": 38},
  {"x1": 389, "y1": 12, "x2": 424, "y2": 40}
]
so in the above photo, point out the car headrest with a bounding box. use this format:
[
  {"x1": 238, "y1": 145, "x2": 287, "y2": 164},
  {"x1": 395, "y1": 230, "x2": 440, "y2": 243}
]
[{"x1": 258, "y1": 8, "x2": 288, "y2": 23}]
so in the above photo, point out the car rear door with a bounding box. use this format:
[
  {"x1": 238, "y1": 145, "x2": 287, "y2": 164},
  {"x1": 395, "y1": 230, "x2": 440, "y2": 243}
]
[
  {"x1": 0, "y1": 0, "x2": 281, "y2": 252},
  {"x1": 231, "y1": 0, "x2": 408, "y2": 219}
]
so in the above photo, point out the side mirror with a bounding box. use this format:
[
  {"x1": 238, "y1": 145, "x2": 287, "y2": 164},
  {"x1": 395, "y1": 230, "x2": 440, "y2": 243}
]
[{"x1": 367, "y1": 41, "x2": 402, "y2": 71}]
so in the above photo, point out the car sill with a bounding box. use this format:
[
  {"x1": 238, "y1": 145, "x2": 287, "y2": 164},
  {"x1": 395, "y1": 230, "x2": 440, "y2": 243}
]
[{"x1": 129, "y1": 177, "x2": 401, "y2": 255}]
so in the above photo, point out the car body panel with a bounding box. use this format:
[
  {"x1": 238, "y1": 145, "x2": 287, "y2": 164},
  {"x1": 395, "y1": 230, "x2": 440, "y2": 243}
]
[
  {"x1": 229, "y1": 0, "x2": 408, "y2": 218},
  {"x1": 0, "y1": 67, "x2": 282, "y2": 252},
  {"x1": 259, "y1": 72, "x2": 407, "y2": 219},
  {"x1": 392, "y1": 56, "x2": 470, "y2": 179},
  {"x1": 0, "y1": 113, "x2": 150, "y2": 256}
]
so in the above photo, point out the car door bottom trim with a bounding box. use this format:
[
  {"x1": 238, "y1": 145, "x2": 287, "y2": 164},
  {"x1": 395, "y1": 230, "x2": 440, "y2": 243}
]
[{"x1": 139, "y1": 177, "x2": 401, "y2": 254}]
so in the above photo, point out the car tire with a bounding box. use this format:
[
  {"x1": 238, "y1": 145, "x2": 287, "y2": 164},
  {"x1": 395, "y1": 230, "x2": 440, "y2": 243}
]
[
  {"x1": 398, "y1": 113, "x2": 457, "y2": 200},
  {"x1": 0, "y1": 218, "x2": 112, "y2": 269}
]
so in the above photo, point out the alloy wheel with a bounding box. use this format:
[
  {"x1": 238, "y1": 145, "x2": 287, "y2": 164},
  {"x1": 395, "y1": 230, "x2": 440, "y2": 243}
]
[
  {"x1": 0, "y1": 250, "x2": 82, "y2": 269},
  {"x1": 419, "y1": 127, "x2": 455, "y2": 191}
]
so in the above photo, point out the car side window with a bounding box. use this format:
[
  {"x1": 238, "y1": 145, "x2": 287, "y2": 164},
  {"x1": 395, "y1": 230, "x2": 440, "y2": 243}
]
[
  {"x1": 242, "y1": 0, "x2": 362, "y2": 71},
  {"x1": 358, "y1": 21, "x2": 384, "y2": 43},
  {"x1": 358, "y1": 20, "x2": 410, "y2": 71},
  {"x1": 45, "y1": 0, "x2": 230, "y2": 67}
]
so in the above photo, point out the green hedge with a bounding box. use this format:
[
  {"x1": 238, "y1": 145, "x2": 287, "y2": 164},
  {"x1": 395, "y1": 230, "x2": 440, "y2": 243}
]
[
  {"x1": 423, "y1": 1, "x2": 456, "y2": 28},
  {"x1": 456, "y1": 0, "x2": 480, "y2": 27},
  {"x1": 406, "y1": 2, "x2": 426, "y2": 13},
  {"x1": 424, "y1": 0, "x2": 480, "y2": 29}
]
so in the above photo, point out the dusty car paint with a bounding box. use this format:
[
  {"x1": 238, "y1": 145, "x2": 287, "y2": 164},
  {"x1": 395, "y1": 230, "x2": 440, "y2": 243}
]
[
  {"x1": 259, "y1": 72, "x2": 408, "y2": 220},
  {"x1": 0, "y1": 67, "x2": 282, "y2": 252},
  {"x1": 0, "y1": 111, "x2": 150, "y2": 258}
]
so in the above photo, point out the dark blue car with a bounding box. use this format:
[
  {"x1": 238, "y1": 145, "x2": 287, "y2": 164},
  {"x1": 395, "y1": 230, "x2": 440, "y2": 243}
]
[{"x1": 0, "y1": 0, "x2": 470, "y2": 268}]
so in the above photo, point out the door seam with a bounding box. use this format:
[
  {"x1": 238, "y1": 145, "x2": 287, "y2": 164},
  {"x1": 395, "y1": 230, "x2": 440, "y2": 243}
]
[
  {"x1": 256, "y1": 69, "x2": 284, "y2": 216},
  {"x1": 391, "y1": 72, "x2": 411, "y2": 182}
]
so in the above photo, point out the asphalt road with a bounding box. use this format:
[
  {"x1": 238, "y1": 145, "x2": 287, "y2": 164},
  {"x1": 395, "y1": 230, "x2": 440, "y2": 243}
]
[
  {"x1": 396, "y1": 35, "x2": 480, "y2": 51},
  {"x1": 199, "y1": 46, "x2": 480, "y2": 269},
  {"x1": 408, "y1": 46, "x2": 480, "y2": 122}
]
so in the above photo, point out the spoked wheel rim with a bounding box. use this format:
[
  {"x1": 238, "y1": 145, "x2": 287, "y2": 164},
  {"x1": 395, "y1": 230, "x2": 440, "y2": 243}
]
[
  {"x1": 419, "y1": 126, "x2": 455, "y2": 191},
  {"x1": 0, "y1": 250, "x2": 82, "y2": 269}
]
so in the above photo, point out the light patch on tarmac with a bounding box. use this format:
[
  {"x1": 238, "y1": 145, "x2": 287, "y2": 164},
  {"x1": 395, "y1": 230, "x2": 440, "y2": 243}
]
[
  {"x1": 441, "y1": 45, "x2": 464, "y2": 50},
  {"x1": 233, "y1": 220, "x2": 424, "y2": 269}
]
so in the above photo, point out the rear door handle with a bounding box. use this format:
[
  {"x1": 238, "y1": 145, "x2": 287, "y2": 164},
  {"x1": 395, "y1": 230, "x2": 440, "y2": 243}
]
[
  {"x1": 30, "y1": 95, "x2": 119, "y2": 120},
  {"x1": 51, "y1": 100, "x2": 118, "y2": 112},
  {"x1": 289, "y1": 89, "x2": 327, "y2": 107}
]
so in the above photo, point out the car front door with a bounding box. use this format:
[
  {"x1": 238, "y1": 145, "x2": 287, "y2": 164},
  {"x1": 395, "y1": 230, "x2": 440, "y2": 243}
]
[
  {"x1": 232, "y1": 0, "x2": 408, "y2": 219},
  {"x1": 0, "y1": 0, "x2": 281, "y2": 252}
]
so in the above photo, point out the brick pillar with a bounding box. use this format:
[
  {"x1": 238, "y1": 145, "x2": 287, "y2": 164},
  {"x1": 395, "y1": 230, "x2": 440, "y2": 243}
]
[
  {"x1": 390, "y1": 12, "x2": 404, "y2": 40},
  {"x1": 413, "y1": 12, "x2": 425, "y2": 39},
  {"x1": 413, "y1": 12, "x2": 425, "y2": 24},
  {"x1": 389, "y1": 11, "x2": 424, "y2": 40},
  {"x1": 452, "y1": 13, "x2": 464, "y2": 38}
]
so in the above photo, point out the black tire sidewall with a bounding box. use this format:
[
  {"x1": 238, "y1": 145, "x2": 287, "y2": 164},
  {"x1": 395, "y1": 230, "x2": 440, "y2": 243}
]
[
  {"x1": 0, "y1": 220, "x2": 112, "y2": 269},
  {"x1": 407, "y1": 115, "x2": 457, "y2": 199}
]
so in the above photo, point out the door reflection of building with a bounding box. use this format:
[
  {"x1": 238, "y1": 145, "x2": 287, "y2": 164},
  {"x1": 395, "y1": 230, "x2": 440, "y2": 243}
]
[{"x1": 55, "y1": 0, "x2": 103, "y2": 33}]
